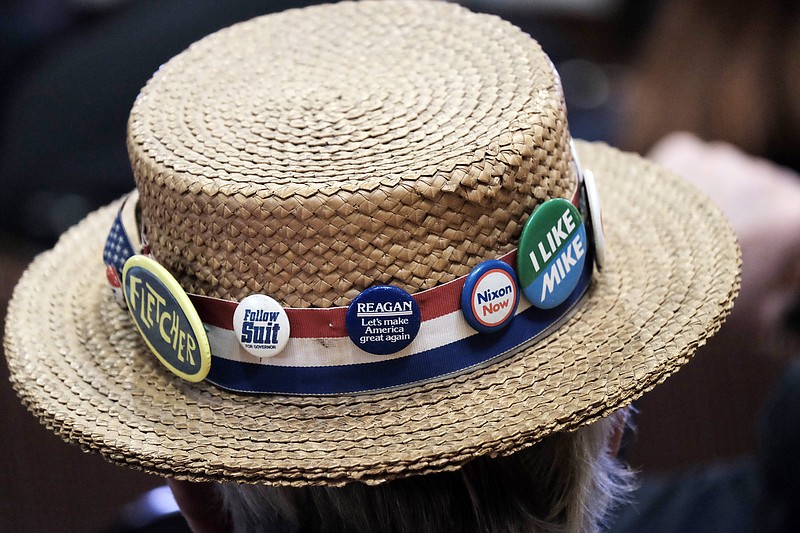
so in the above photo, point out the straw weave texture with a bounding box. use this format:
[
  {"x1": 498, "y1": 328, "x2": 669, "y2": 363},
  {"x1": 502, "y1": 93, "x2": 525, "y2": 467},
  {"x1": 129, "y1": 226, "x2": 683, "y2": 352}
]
[
  {"x1": 4, "y1": 143, "x2": 740, "y2": 485},
  {"x1": 127, "y1": 0, "x2": 576, "y2": 306}
]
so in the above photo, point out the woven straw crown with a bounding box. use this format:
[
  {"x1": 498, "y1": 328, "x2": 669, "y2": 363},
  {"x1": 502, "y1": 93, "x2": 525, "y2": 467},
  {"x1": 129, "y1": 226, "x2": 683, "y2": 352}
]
[
  {"x1": 3, "y1": 0, "x2": 740, "y2": 486},
  {"x1": 128, "y1": 0, "x2": 577, "y2": 307}
]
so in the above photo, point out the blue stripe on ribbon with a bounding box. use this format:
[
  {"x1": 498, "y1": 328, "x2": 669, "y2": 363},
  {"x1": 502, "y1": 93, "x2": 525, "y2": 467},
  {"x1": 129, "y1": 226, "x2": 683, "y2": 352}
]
[{"x1": 205, "y1": 257, "x2": 593, "y2": 395}]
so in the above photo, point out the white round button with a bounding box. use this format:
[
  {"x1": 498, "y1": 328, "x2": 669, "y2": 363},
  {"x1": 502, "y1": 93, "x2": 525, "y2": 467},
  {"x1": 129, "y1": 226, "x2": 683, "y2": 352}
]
[
  {"x1": 583, "y1": 168, "x2": 606, "y2": 271},
  {"x1": 233, "y1": 294, "x2": 290, "y2": 358}
]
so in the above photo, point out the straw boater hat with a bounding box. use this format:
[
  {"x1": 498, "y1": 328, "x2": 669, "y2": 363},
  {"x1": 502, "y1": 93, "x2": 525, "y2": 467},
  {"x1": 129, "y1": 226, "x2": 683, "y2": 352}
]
[{"x1": 4, "y1": 1, "x2": 739, "y2": 486}]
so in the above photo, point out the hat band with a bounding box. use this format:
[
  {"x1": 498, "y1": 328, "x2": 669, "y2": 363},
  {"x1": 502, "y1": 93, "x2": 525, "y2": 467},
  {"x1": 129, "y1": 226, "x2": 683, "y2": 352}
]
[
  {"x1": 195, "y1": 253, "x2": 592, "y2": 394},
  {"x1": 104, "y1": 173, "x2": 598, "y2": 395}
]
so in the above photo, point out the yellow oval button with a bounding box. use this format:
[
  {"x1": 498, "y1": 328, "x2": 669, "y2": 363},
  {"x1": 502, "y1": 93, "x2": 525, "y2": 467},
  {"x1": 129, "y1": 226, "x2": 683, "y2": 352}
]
[{"x1": 122, "y1": 255, "x2": 211, "y2": 382}]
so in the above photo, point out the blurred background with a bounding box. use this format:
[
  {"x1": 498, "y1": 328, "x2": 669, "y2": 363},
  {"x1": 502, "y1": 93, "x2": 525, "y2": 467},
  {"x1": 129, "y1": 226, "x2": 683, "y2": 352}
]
[{"x1": 1, "y1": 0, "x2": 798, "y2": 531}]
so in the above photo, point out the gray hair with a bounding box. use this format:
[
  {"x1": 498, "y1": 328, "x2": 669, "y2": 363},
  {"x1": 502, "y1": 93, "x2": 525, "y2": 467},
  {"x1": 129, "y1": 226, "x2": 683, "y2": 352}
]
[{"x1": 217, "y1": 409, "x2": 634, "y2": 533}]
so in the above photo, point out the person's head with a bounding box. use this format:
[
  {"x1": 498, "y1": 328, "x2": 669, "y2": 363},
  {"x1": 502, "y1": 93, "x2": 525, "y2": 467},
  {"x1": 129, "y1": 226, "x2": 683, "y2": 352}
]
[
  {"x1": 171, "y1": 409, "x2": 632, "y2": 533},
  {"x1": 3, "y1": 3, "x2": 739, "y2": 533}
]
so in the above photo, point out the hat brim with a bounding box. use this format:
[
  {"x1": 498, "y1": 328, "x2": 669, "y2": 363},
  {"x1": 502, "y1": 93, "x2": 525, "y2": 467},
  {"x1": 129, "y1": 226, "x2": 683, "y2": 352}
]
[{"x1": 4, "y1": 142, "x2": 740, "y2": 486}]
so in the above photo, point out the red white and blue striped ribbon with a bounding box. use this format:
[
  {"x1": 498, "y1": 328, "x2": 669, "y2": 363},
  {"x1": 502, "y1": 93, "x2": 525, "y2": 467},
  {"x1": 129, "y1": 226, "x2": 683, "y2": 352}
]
[
  {"x1": 104, "y1": 163, "x2": 594, "y2": 394},
  {"x1": 194, "y1": 254, "x2": 592, "y2": 394}
]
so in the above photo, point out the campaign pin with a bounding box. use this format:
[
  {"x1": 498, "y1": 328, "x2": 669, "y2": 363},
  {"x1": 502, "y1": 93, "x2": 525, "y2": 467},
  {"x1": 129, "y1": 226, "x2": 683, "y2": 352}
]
[
  {"x1": 233, "y1": 294, "x2": 290, "y2": 358},
  {"x1": 517, "y1": 198, "x2": 588, "y2": 309},
  {"x1": 122, "y1": 255, "x2": 211, "y2": 382},
  {"x1": 345, "y1": 286, "x2": 421, "y2": 355},
  {"x1": 106, "y1": 265, "x2": 127, "y2": 308},
  {"x1": 582, "y1": 168, "x2": 606, "y2": 271},
  {"x1": 461, "y1": 260, "x2": 519, "y2": 333}
]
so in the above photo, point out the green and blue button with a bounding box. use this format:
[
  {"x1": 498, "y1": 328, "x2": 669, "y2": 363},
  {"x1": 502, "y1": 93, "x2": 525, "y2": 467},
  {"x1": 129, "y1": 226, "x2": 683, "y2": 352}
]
[{"x1": 517, "y1": 198, "x2": 588, "y2": 309}]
